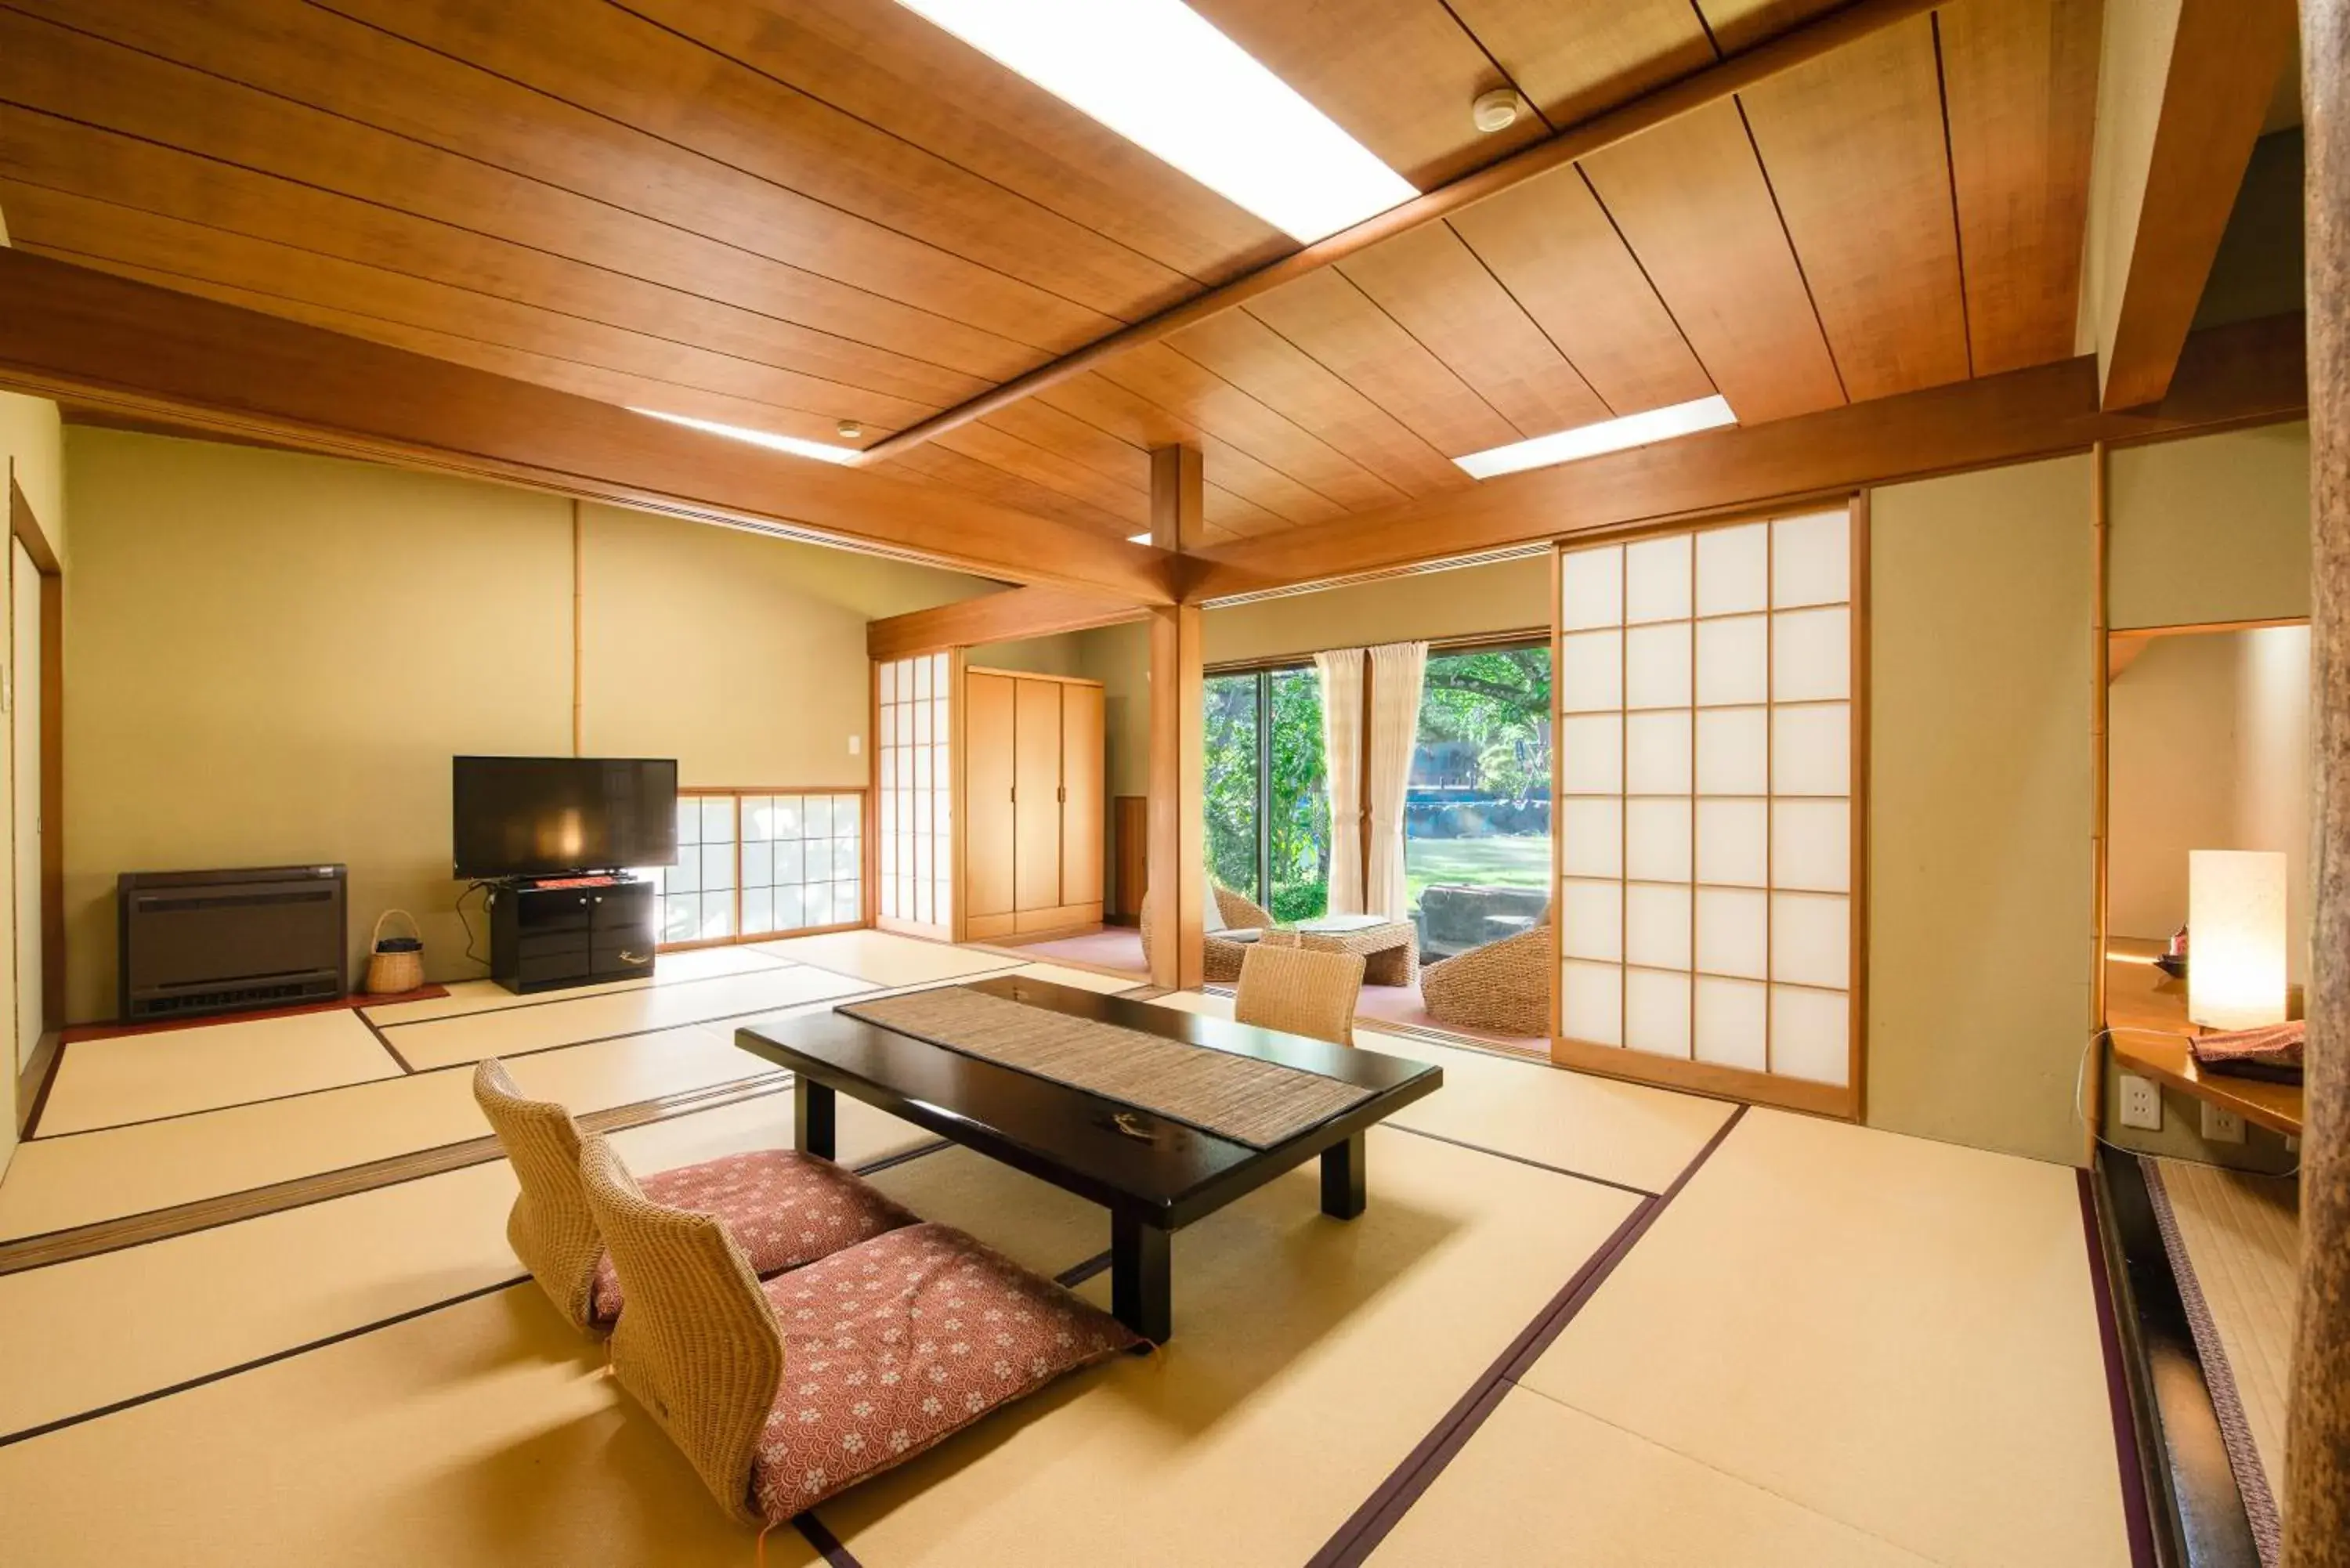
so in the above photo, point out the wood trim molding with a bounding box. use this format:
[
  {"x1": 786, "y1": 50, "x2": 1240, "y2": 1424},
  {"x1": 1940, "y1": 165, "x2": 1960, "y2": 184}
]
[
  {"x1": 8, "y1": 472, "x2": 63, "y2": 1040},
  {"x1": 2092, "y1": 0, "x2": 2299, "y2": 410},
  {"x1": 0, "y1": 248, "x2": 1173, "y2": 605},
  {"x1": 1184, "y1": 313, "x2": 2308, "y2": 601},
  {"x1": 855, "y1": 0, "x2": 1945, "y2": 464},
  {"x1": 866, "y1": 584, "x2": 1144, "y2": 660},
  {"x1": 1549, "y1": 1035, "x2": 1856, "y2": 1119}
]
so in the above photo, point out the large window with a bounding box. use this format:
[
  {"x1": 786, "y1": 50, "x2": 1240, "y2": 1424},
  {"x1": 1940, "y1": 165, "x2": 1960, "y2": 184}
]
[
  {"x1": 1204, "y1": 664, "x2": 1329, "y2": 921},
  {"x1": 643, "y1": 789, "x2": 865, "y2": 948},
  {"x1": 1408, "y1": 643, "x2": 1553, "y2": 959}
]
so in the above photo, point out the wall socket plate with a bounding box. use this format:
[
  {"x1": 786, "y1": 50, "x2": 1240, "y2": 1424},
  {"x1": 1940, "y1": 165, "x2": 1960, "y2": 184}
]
[
  {"x1": 2118, "y1": 1074, "x2": 2163, "y2": 1131},
  {"x1": 2199, "y1": 1104, "x2": 2247, "y2": 1144}
]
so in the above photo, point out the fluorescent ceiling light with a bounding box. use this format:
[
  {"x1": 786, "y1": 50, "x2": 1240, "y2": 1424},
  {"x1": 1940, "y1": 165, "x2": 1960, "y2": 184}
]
[
  {"x1": 889, "y1": 0, "x2": 1416, "y2": 243},
  {"x1": 631, "y1": 407, "x2": 859, "y2": 464},
  {"x1": 1454, "y1": 396, "x2": 1738, "y2": 481}
]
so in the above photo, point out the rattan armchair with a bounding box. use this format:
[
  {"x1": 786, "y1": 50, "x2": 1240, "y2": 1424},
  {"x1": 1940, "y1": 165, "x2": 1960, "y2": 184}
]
[
  {"x1": 1139, "y1": 882, "x2": 1276, "y2": 984},
  {"x1": 1418, "y1": 918, "x2": 1553, "y2": 1037}
]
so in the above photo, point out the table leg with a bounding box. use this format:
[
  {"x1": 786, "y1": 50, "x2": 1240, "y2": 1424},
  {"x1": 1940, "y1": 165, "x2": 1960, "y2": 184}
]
[
  {"x1": 795, "y1": 1078, "x2": 836, "y2": 1162},
  {"x1": 1321, "y1": 1133, "x2": 1367, "y2": 1219},
  {"x1": 1111, "y1": 1211, "x2": 1172, "y2": 1344}
]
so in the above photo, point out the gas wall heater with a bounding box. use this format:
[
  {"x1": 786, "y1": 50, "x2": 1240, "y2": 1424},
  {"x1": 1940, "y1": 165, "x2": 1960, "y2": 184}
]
[{"x1": 117, "y1": 864, "x2": 348, "y2": 1021}]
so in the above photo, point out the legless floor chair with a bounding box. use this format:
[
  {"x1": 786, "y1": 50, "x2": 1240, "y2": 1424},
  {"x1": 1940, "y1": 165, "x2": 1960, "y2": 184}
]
[
  {"x1": 472, "y1": 1057, "x2": 916, "y2": 1331},
  {"x1": 577, "y1": 1133, "x2": 1140, "y2": 1523}
]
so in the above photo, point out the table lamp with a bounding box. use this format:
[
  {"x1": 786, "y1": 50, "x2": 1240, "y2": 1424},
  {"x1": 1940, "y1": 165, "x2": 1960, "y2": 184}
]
[{"x1": 2187, "y1": 849, "x2": 2287, "y2": 1031}]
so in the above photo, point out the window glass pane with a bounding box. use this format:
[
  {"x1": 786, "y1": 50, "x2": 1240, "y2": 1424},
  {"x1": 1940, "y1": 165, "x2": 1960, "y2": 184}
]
[
  {"x1": 740, "y1": 838, "x2": 774, "y2": 889},
  {"x1": 833, "y1": 795, "x2": 861, "y2": 839},
  {"x1": 775, "y1": 795, "x2": 804, "y2": 839},
  {"x1": 698, "y1": 891, "x2": 735, "y2": 940},
  {"x1": 741, "y1": 796, "x2": 776, "y2": 842},
  {"x1": 701, "y1": 843, "x2": 736, "y2": 891},
  {"x1": 803, "y1": 794, "x2": 833, "y2": 839},
  {"x1": 1267, "y1": 667, "x2": 1329, "y2": 923},
  {"x1": 837, "y1": 880, "x2": 861, "y2": 923},
  {"x1": 662, "y1": 895, "x2": 698, "y2": 944},
  {"x1": 1409, "y1": 645, "x2": 1550, "y2": 959},
  {"x1": 774, "y1": 839, "x2": 806, "y2": 886},
  {"x1": 700, "y1": 796, "x2": 736, "y2": 844},
  {"x1": 675, "y1": 797, "x2": 703, "y2": 847},
  {"x1": 1204, "y1": 672, "x2": 1260, "y2": 905},
  {"x1": 833, "y1": 839, "x2": 860, "y2": 880}
]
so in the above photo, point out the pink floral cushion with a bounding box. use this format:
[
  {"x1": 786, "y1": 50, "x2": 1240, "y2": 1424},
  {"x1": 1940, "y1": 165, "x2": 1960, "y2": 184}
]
[
  {"x1": 590, "y1": 1149, "x2": 915, "y2": 1324},
  {"x1": 749, "y1": 1222, "x2": 1140, "y2": 1519}
]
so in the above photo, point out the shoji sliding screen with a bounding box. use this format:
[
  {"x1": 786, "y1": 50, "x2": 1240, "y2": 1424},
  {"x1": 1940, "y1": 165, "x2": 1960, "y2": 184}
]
[
  {"x1": 1553, "y1": 503, "x2": 1866, "y2": 1118},
  {"x1": 875, "y1": 651, "x2": 953, "y2": 938}
]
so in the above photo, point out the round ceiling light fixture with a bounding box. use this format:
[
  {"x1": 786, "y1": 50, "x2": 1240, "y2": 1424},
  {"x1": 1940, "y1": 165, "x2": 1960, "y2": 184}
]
[
  {"x1": 836, "y1": 419, "x2": 864, "y2": 440},
  {"x1": 1472, "y1": 88, "x2": 1524, "y2": 135}
]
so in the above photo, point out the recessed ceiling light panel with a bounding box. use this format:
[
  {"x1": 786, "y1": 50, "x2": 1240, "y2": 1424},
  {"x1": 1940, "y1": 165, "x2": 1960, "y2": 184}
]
[
  {"x1": 1454, "y1": 396, "x2": 1738, "y2": 480},
  {"x1": 890, "y1": 0, "x2": 1417, "y2": 243},
  {"x1": 631, "y1": 407, "x2": 860, "y2": 464}
]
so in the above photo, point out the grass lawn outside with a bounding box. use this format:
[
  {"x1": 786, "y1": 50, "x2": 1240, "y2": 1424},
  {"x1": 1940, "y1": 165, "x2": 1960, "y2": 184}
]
[{"x1": 1405, "y1": 833, "x2": 1552, "y2": 912}]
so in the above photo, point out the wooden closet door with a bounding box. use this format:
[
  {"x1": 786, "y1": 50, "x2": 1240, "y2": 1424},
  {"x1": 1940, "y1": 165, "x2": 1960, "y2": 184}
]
[
  {"x1": 964, "y1": 673, "x2": 1017, "y2": 919},
  {"x1": 1013, "y1": 679, "x2": 1065, "y2": 911},
  {"x1": 1059, "y1": 681, "x2": 1104, "y2": 904}
]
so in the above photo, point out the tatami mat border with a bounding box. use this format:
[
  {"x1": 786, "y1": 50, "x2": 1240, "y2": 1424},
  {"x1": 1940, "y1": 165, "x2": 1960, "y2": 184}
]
[
  {"x1": 1307, "y1": 1104, "x2": 1749, "y2": 1567},
  {"x1": 0, "y1": 1075, "x2": 795, "y2": 1276},
  {"x1": 1385, "y1": 1122, "x2": 1661, "y2": 1199},
  {"x1": 2092, "y1": 1156, "x2": 2258, "y2": 1568},
  {"x1": 23, "y1": 963, "x2": 1028, "y2": 1143}
]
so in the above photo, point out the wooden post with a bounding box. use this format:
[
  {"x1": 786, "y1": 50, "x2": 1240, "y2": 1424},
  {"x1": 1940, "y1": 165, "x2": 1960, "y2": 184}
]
[
  {"x1": 2088, "y1": 443, "x2": 2111, "y2": 1165},
  {"x1": 1147, "y1": 447, "x2": 1205, "y2": 989},
  {"x1": 2287, "y1": 3, "x2": 2350, "y2": 1562}
]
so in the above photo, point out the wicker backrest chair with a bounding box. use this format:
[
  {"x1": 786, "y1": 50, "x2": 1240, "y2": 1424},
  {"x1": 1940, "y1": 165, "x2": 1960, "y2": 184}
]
[
  {"x1": 1233, "y1": 942, "x2": 1365, "y2": 1047},
  {"x1": 577, "y1": 1133, "x2": 783, "y2": 1525},
  {"x1": 472, "y1": 1057, "x2": 605, "y2": 1331}
]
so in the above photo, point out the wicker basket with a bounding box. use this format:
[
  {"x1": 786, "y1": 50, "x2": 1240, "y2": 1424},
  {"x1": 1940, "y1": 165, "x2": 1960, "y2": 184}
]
[{"x1": 363, "y1": 909, "x2": 425, "y2": 995}]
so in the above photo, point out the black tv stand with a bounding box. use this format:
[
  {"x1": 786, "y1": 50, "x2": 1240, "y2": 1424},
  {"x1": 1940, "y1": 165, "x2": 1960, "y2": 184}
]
[{"x1": 488, "y1": 873, "x2": 657, "y2": 994}]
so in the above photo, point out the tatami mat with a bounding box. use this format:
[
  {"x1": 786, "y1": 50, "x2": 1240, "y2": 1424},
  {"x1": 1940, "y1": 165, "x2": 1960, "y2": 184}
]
[
  {"x1": 2154, "y1": 1158, "x2": 2300, "y2": 1492},
  {"x1": 383, "y1": 964, "x2": 873, "y2": 1070},
  {"x1": 1518, "y1": 1109, "x2": 2129, "y2": 1568},
  {"x1": 861, "y1": 1144, "x2": 1110, "y2": 1280},
  {"x1": 0, "y1": 1024, "x2": 774, "y2": 1240},
  {"x1": 822, "y1": 1128, "x2": 1641, "y2": 1566},
  {"x1": 749, "y1": 927, "x2": 1024, "y2": 987},
  {"x1": 361, "y1": 943, "x2": 789, "y2": 1026},
  {"x1": 0, "y1": 1286, "x2": 825, "y2": 1567},
  {"x1": 996, "y1": 962, "x2": 1155, "y2": 995},
  {"x1": 1136, "y1": 990, "x2": 1730, "y2": 1194},
  {"x1": 1368, "y1": 1386, "x2": 1936, "y2": 1566},
  {"x1": 0, "y1": 1089, "x2": 937, "y2": 1443},
  {"x1": 37, "y1": 1009, "x2": 402, "y2": 1137}
]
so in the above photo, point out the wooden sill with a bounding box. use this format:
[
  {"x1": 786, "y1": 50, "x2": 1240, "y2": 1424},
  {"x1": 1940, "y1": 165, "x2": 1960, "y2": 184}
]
[{"x1": 2105, "y1": 939, "x2": 2302, "y2": 1138}]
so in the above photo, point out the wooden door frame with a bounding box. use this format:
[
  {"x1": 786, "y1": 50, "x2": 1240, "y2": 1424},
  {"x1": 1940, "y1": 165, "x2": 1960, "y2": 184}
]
[{"x1": 9, "y1": 467, "x2": 63, "y2": 1138}]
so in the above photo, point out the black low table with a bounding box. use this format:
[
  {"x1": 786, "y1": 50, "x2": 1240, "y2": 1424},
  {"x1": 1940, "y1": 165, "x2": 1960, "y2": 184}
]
[{"x1": 732, "y1": 974, "x2": 1442, "y2": 1342}]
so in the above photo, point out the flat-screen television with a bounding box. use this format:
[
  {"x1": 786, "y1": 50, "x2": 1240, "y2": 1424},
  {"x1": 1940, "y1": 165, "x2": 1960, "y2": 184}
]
[{"x1": 452, "y1": 756, "x2": 678, "y2": 880}]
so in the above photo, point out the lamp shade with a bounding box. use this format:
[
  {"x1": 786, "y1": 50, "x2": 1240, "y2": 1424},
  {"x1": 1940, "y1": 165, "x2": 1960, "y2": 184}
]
[{"x1": 2187, "y1": 849, "x2": 2287, "y2": 1030}]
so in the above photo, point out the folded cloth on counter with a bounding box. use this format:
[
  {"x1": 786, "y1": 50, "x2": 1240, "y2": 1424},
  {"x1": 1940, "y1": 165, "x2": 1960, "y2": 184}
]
[{"x1": 2189, "y1": 1020, "x2": 2305, "y2": 1082}]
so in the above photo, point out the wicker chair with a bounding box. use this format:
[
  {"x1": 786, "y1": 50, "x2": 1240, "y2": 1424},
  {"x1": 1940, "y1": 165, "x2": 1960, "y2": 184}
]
[
  {"x1": 1138, "y1": 883, "x2": 1276, "y2": 984},
  {"x1": 1234, "y1": 942, "x2": 1365, "y2": 1046},
  {"x1": 471, "y1": 1058, "x2": 913, "y2": 1332},
  {"x1": 1418, "y1": 917, "x2": 1553, "y2": 1037},
  {"x1": 577, "y1": 1133, "x2": 1138, "y2": 1524}
]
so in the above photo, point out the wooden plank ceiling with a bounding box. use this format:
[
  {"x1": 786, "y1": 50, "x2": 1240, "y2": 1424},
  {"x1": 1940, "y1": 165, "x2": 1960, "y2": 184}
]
[{"x1": 0, "y1": 0, "x2": 2099, "y2": 548}]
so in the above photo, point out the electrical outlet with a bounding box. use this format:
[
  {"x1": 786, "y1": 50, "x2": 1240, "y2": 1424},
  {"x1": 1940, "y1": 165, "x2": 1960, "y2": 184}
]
[
  {"x1": 2200, "y1": 1104, "x2": 2247, "y2": 1144},
  {"x1": 2119, "y1": 1074, "x2": 2163, "y2": 1131}
]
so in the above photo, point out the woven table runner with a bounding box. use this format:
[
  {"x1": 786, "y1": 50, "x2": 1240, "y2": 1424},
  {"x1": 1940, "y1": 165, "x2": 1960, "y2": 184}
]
[{"x1": 836, "y1": 987, "x2": 1371, "y2": 1150}]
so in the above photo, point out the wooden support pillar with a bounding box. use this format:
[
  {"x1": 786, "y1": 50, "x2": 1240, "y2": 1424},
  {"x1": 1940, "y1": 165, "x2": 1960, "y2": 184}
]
[
  {"x1": 1147, "y1": 446, "x2": 1205, "y2": 989},
  {"x1": 2287, "y1": 4, "x2": 2350, "y2": 1563}
]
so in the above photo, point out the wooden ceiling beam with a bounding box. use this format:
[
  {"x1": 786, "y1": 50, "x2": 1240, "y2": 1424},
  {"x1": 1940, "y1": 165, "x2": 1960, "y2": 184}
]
[
  {"x1": 866, "y1": 584, "x2": 1144, "y2": 660},
  {"x1": 855, "y1": 0, "x2": 1944, "y2": 465},
  {"x1": 0, "y1": 248, "x2": 1174, "y2": 603},
  {"x1": 2086, "y1": 0, "x2": 2298, "y2": 410},
  {"x1": 1183, "y1": 312, "x2": 2308, "y2": 600}
]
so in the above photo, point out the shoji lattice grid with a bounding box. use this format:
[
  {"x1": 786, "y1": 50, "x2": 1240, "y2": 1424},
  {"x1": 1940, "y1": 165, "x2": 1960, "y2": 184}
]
[
  {"x1": 877, "y1": 652, "x2": 953, "y2": 930},
  {"x1": 741, "y1": 793, "x2": 862, "y2": 935},
  {"x1": 1556, "y1": 510, "x2": 1859, "y2": 1087}
]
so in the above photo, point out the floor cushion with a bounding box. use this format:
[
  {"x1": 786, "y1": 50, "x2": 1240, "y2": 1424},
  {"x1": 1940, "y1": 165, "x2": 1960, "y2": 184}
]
[
  {"x1": 749, "y1": 1221, "x2": 1140, "y2": 1518},
  {"x1": 590, "y1": 1149, "x2": 916, "y2": 1324}
]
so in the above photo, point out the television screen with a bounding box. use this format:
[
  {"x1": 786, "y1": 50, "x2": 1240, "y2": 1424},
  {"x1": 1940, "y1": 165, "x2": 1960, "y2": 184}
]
[{"x1": 452, "y1": 757, "x2": 678, "y2": 880}]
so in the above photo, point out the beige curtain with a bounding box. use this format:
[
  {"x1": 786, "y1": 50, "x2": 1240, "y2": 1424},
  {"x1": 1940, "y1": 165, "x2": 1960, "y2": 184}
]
[
  {"x1": 1365, "y1": 641, "x2": 1427, "y2": 919},
  {"x1": 1315, "y1": 648, "x2": 1366, "y2": 915}
]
